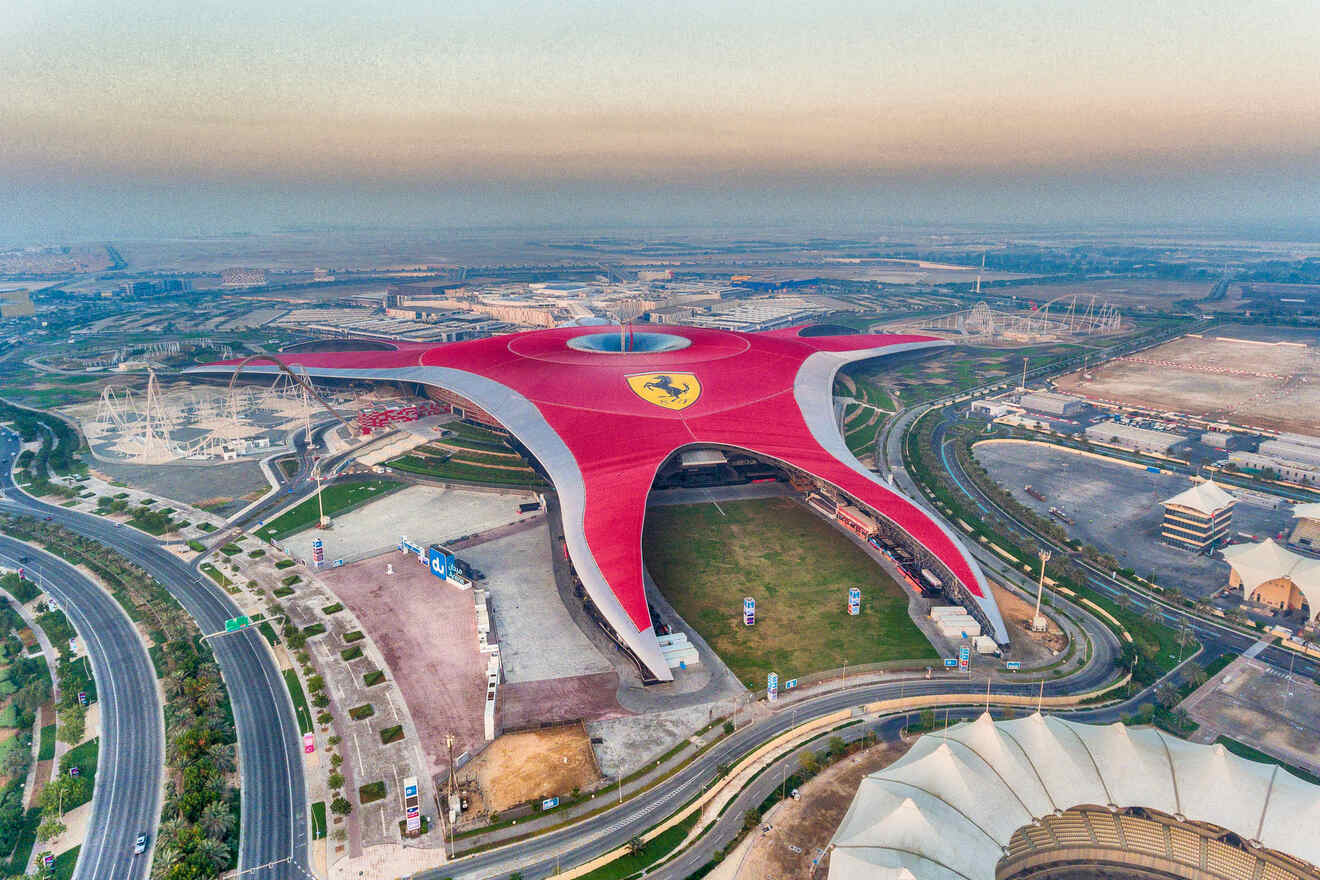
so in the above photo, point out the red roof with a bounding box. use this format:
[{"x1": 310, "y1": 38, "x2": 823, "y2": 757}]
[{"x1": 210, "y1": 325, "x2": 985, "y2": 645}]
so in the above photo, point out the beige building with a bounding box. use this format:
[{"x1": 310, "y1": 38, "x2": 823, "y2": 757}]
[
  {"x1": 1222, "y1": 538, "x2": 1320, "y2": 616},
  {"x1": 1290, "y1": 502, "x2": 1320, "y2": 552}
]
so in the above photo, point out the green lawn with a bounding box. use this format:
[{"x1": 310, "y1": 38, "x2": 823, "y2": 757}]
[
  {"x1": 576, "y1": 813, "x2": 700, "y2": 879},
  {"x1": 282, "y1": 670, "x2": 313, "y2": 734},
  {"x1": 310, "y1": 801, "x2": 327, "y2": 840},
  {"x1": 37, "y1": 723, "x2": 55, "y2": 760},
  {"x1": 50, "y1": 843, "x2": 79, "y2": 880},
  {"x1": 255, "y1": 479, "x2": 404, "y2": 541},
  {"x1": 58, "y1": 738, "x2": 98, "y2": 810},
  {"x1": 643, "y1": 498, "x2": 936, "y2": 687},
  {"x1": 387, "y1": 454, "x2": 546, "y2": 488}
]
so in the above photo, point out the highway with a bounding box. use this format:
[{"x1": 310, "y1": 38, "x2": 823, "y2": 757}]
[
  {"x1": 0, "y1": 430, "x2": 309, "y2": 880},
  {"x1": 0, "y1": 533, "x2": 162, "y2": 879}
]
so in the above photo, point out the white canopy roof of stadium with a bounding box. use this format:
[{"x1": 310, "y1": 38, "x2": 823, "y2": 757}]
[
  {"x1": 1294, "y1": 502, "x2": 1320, "y2": 521},
  {"x1": 829, "y1": 713, "x2": 1320, "y2": 880},
  {"x1": 1161, "y1": 479, "x2": 1236, "y2": 515},
  {"x1": 1222, "y1": 538, "x2": 1320, "y2": 609}
]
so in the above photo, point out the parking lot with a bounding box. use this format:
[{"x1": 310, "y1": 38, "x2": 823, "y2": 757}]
[{"x1": 974, "y1": 440, "x2": 1294, "y2": 598}]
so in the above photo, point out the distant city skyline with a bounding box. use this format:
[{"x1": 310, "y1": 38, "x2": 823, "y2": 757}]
[{"x1": 3, "y1": 0, "x2": 1319, "y2": 238}]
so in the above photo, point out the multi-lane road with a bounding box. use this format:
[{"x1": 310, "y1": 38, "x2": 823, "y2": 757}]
[
  {"x1": 0, "y1": 429, "x2": 309, "y2": 880},
  {"x1": 0, "y1": 533, "x2": 162, "y2": 880}
]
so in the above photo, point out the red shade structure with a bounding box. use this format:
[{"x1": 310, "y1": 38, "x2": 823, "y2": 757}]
[{"x1": 191, "y1": 324, "x2": 1006, "y2": 681}]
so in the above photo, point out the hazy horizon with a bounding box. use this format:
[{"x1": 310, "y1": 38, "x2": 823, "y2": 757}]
[{"x1": 4, "y1": 0, "x2": 1320, "y2": 241}]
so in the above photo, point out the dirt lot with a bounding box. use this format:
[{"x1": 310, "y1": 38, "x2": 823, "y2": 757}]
[
  {"x1": 1056, "y1": 333, "x2": 1320, "y2": 434},
  {"x1": 733, "y1": 739, "x2": 911, "y2": 880},
  {"x1": 318, "y1": 559, "x2": 487, "y2": 778},
  {"x1": 990, "y1": 581, "x2": 1067, "y2": 660},
  {"x1": 467, "y1": 725, "x2": 600, "y2": 814}
]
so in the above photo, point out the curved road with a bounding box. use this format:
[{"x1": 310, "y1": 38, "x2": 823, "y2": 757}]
[
  {"x1": 0, "y1": 430, "x2": 309, "y2": 879},
  {"x1": 0, "y1": 535, "x2": 162, "y2": 880}
]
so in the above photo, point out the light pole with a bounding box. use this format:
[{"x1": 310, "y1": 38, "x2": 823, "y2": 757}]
[{"x1": 1032, "y1": 550, "x2": 1052, "y2": 633}]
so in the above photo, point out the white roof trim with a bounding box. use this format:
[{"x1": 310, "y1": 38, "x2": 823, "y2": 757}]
[{"x1": 830, "y1": 714, "x2": 1320, "y2": 880}]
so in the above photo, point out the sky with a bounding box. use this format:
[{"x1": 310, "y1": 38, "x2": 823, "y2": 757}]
[{"x1": 3, "y1": 0, "x2": 1320, "y2": 239}]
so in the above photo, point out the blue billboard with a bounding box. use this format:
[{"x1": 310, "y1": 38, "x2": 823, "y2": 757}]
[{"x1": 427, "y1": 546, "x2": 451, "y2": 580}]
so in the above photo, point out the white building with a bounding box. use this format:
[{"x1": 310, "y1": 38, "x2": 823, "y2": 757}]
[
  {"x1": 1084, "y1": 421, "x2": 1184, "y2": 454},
  {"x1": 1019, "y1": 391, "x2": 1085, "y2": 418},
  {"x1": 830, "y1": 713, "x2": 1320, "y2": 880}
]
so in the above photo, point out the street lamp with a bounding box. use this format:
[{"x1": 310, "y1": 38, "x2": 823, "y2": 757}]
[{"x1": 1032, "y1": 549, "x2": 1052, "y2": 633}]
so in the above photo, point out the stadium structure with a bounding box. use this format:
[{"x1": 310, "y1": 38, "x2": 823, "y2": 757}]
[
  {"x1": 189, "y1": 324, "x2": 1008, "y2": 682},
  {"x1": 831, "y1": 713, "x2": 1320, "y2": 880}
]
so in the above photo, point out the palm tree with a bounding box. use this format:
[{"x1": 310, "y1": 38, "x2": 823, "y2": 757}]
[
  {"x1": 1155, "y1": 682, "x2": 1181, "y2": 710},
  {"x1": 626, "y1": 836, "x2": 646, "y2": 856},
  {"x1": 1185, "y1": 662, "x2": 1207, "y2": 688},
  {"x1": 196, "y1": 835, "x2": 231, "y2": 871},
  {"x1": 192, "y1": 675, "x2": 223, "y2": 710},
  {"x1": 206, "y1": 743, "x2": 236, "y2": 776},
  {"x1": 199, "y1": 800, "x2": 235, "y2": 840}
]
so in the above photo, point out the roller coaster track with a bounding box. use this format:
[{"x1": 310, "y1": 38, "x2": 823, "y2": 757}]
[{"x1": 223, "y1": 353, "x2": 355, "y2": 432}]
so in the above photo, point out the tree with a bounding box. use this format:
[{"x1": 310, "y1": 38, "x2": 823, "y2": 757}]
[
  {"x1": 828, "y1": 736, "x2": 846, "y2": 757},
  {"x1": 743, "y1": 810, "x2": 761, "y2": 831},
  {"x1": 199, "y1": 800, "x2": 235, "y2": 840},
  {"x1": 799, "y1": 752, "x2": 819, "y2": 777},
  {"x1": 1185, "y1": 662, "x2": 1208, "y2": 688},
  {"x1": 195, "y1": 834, "x2": 231, "y2": 871},
  {"x1": 627, "y1": 836, "x2": 646, "y2": 855},
  {"x1": 330, "y1": 796, "x2": 352, "y2": 816},
  {"x1": 36, "y1": 817, "x2": 65, "y2": 842},
  {"x1": 327, "y1": 772, "x2": 344, "y2": 791},
  {"x1": 1155, "y1": 682, "x2": 1181, "y2": 710},
  {"x1": 57, "y1": 705, "x2": 84, "y2": 745},
  {"x1": 919, "y1": 708, "x2": 935, "y2": 731}
]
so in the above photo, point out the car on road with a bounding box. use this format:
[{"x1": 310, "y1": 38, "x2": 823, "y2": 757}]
[
  {"x1": 42, "y1": 515, "x2": 52, "y2": 521},
  {"x1": 134, "y1": 832, "x2": 148, "y2": 854}
]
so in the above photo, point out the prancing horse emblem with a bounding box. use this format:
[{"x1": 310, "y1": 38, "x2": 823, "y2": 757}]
[{"x1": 626, "y1": 372, "x2": 701, "y2": 411}]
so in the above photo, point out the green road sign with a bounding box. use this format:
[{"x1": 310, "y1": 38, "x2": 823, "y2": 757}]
[{"x1": 224, "y1": 616, "x2": 251, "y2": 633}]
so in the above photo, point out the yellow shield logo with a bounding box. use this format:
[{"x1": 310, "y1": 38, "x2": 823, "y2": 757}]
[{"x1": 627, "y1": 372, "x2": 701, "y2": 411}]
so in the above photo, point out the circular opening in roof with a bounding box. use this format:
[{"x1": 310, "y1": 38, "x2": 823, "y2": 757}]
[{"x1": 566, "y1": 331, "x2": 691, "y2": 354}]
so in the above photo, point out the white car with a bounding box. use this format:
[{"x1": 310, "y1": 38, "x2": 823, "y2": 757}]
[{"x1": 133, "y1": 832, "x2": 148, "y2": 854}]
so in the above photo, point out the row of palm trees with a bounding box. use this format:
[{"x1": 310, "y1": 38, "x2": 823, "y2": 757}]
[{"x1": 150, "y1": 626, "x2": 239, "y2": 878}]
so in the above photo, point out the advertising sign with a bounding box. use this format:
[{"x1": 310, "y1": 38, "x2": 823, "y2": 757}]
[
  {"x1": 77, "y1": 691, "x2": 88, "y2": 706},
  {"x1": 743, "y1": 596, "x2": 756, "y2": 626},
  {"x1": 404, "y1": 780, "x2": 419, "y2": 799},
  {"x1": 848, "y1": 587, "x2": 861, "y2": 615},
  {"x1": 958, "y1": 646, "x2": 970, "y2": 660},
  {"x1": 767, "y1": 672, "x2": 779, "y2": 703},
  {"x1": 784, "y1": 678, "x2": 798, "y2": 690},
  {"x1": 1005, "y1": 660, "x2": 1022, "y2": 671},
  {"x1": 406, "y1": 815, "x2": 421, "y2": 832},
  {"x1": 959, "y1": 658, "x2": 969, "y2": 671},
  {"x1": 542, "y1": 796, "x2": 560, "y2": 810},
  {"x1": 427, "y1": 546, "x2": 451, "y2": 580},
  {"x1": 311, "y1": 538, "x2": 325, "y2": 567}
]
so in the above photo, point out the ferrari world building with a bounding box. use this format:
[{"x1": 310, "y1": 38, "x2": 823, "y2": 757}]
[{"x1": 191, "y1": 324, "x2": 1007, "y2": 682}]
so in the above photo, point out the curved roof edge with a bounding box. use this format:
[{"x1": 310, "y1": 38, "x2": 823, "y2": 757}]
[
  {"x1": 793, "y1": 343, "x2": 1009, "y2": 643},
  {"x1": 187, "y1": 361, "x2": 674, "y2": 682}
]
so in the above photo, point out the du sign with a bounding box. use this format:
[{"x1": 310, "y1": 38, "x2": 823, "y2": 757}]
[{"x1": 427, "y1": 546, "x2": 451, "y2": 579}]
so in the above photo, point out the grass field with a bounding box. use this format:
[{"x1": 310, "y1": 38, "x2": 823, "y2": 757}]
[
  {"x1": 255, "y1": 479, "x2": 403, "y2": 541},
  {"x1": 642, "y1": 498, "x2": 936, "y2": 686},
  {"x1": 282, "y1": 670, "x2": 313, "y2": 734}
]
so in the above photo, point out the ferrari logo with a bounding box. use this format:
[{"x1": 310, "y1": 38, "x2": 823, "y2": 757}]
[{"x1": 627, "y1": 372, "x2": 701, "y2": 411}]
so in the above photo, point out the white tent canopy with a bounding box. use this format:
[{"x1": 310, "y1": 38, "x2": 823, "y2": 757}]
[
  {"x1": 830, "y1": 713, "x2": 1320, "y2": 880},
  {"x1": 1161, "y1": 479, "x2": 1236, "y2": 515},
  {"x1": 1222, "y1": 538, "x2": 1320, "y2": 611}
]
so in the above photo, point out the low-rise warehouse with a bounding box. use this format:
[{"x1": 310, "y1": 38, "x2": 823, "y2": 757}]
[
  {"x1": 1084, "y1": 421, "x2": 1185, "y2": 454},
  {"x1": 1019, "y1": 391, "x2": 1086, "y2": 418}
]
